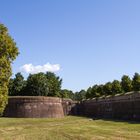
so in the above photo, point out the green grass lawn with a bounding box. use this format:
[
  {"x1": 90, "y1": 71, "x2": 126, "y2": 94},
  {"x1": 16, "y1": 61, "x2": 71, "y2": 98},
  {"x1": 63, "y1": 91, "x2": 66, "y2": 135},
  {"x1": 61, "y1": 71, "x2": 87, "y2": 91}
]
[{"x1": 0, "y1": 116, "x2": 140, "y2": 140}]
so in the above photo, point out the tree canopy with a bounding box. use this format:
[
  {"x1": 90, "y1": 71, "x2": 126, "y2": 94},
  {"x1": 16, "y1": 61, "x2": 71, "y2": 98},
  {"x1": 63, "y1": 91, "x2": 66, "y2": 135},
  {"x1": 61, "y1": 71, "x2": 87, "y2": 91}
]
[
  {"x1": 103, "y1": 82, "x2": 112, "y2": 96},
  {"x1": 25, "y1": 73, "x2": 49, "y2": 96},
  {"x1": 9, "y1": 72, "x2": 62, "y2": 97},
  {"x1": 83, "y1": 73, "x2": 140, "y2": 100},
  {"x1": 132, "y1": 73, "x2": 140, "y2": 91},
  {"x1": 121, "y1": 75, "x2": 132, "y2": 93},
  {"x1": 0, "y1": 23, "x2": 19, "y2": 115},
  {"x1": 45, "y1": 72, "x2": 62, "y2": 97},
  {"x1": 112, "y1": 80, "x2": 122, "y2": 95},
  {"x1": 8, "y1": 72, "x2": 140, "y2": 101},
  {"x1": 9, "y1": 72, "x2": 26, "y2": 96}
]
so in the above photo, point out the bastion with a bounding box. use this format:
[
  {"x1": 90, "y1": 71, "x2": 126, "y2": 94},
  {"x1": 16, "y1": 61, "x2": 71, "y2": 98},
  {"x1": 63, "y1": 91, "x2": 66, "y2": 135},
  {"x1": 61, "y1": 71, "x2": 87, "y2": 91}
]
[{"x1": 4, "y1": 96, "x2": 65, "y2": 118}]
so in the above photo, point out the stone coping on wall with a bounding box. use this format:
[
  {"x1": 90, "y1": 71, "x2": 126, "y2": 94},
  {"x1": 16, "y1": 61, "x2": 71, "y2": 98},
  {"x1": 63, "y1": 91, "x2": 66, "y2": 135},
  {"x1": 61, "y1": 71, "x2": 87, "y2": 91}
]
[
  {"x1": 82, "y1": 91, "x2": 140, "y2": 103},
  {"x1": 8, "y1": 96, "x2": 62, "y2": 103},
  {"x1": 8, "y1": 96, "x2": 61, "y2": 100}
]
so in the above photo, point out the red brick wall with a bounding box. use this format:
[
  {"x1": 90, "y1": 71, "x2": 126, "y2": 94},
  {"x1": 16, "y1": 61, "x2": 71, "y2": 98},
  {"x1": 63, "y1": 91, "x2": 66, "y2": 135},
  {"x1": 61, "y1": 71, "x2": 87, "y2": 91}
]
[
  {"x1": 4, "y1": 96, "x2": 64, "y2": 118},
  {"x1": 80, "y1": 92, "x2": 140, "y2": 121}
]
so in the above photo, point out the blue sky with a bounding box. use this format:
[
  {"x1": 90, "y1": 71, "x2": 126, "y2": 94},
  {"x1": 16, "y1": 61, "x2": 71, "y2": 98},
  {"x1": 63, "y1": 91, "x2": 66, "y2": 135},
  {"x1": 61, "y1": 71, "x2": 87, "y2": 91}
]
[{"x1": 1, "y1": 0, "x2": 140, "y2": 91}]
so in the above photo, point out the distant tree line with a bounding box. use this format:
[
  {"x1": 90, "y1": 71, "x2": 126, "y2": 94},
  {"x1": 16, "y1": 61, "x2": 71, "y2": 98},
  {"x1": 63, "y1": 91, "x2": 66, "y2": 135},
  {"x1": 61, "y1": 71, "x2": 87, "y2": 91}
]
[
  {"x1": 9, "y1": 72, "x2": 62, "y2": 97},
  {"x1": 85, "y1": 73, "x2": 140, "y2": 100},
  {"x1": 9, "y1": 72, "x2": 140, "y2": 101},
  {"x1": 61, "y1": 73, "x2": 140, "y2": 101},
  {"x1": 9, "y1": 72, "x2": 87, "y2": 101}
]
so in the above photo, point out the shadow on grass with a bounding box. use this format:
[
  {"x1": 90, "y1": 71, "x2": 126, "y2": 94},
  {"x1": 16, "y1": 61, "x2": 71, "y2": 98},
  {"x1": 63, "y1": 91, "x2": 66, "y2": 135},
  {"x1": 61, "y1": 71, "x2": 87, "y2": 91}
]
[{"x1": 75, "y1": 114, "x2": 140, "y2": 124}]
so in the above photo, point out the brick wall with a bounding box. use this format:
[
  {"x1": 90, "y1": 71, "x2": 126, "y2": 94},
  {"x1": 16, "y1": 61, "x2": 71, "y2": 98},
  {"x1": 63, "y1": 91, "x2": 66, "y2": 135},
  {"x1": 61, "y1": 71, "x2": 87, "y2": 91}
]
[
  {"x1": 4, "y1": 96, "x2": 64, "y2": 118},
  {"x1": 79, "y1": 92, "x2": 140, "y2": 121},
  {"x1": 4, "y1": 92, "x2": 140, "y2": 120}
]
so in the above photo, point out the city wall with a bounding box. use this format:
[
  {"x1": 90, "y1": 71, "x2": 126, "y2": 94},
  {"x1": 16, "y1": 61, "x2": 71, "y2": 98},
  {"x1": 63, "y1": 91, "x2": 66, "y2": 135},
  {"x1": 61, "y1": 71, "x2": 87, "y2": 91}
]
[
  {"x1": 3, "y1": 92, "x2": 140, "y2": 120},
  {"x1": 4, "y1": 96, "x2": 65, "y2": 118},
  {"x1": 79, "y1": 92, "x2": 140, "y2": 121}
]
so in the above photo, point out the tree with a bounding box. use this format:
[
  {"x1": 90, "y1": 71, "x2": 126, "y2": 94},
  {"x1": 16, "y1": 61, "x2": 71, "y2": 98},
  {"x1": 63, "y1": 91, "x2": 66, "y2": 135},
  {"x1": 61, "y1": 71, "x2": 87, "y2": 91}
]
[
  {"x1": 45, "y1": 72, "x2": 62, "y2": 97},
  {"x1": 74, "y1": 90, "x2": 86, "y2": 101},
  {"x1": 103, "y1": 82, "x2": 113, "y2": 96},
  {"x1": 8, "y1": 73, "x2": 26, "y2": 96},
  {"x1": 61, "y1": 89, "x2": 74, "y2": 99},
  {"x1": 24, "y1": 72, "x2": 62, "y2": 97},
  {"x1": 25, "y1": 73, "x2": 48, "y2": 96},
  {"x1": 96, "y1": 84, "x2": 104, "y2": 96},
  {"x1": 91, "y1": 85, "x2": 101, "y2": 98},
  {"x1": 132, "y1": 73, "x2": 140, "y2": 91},
  {"x1": 112, "y1": 80, "x2": 122, "y2": 95},
  {"x1": 121, "y1": 75, "x2": 132, "y2": 93},
  {"x1": 86, "y1": 87, "x2": 92, "y2": 99},
  {"x1": 8, "y1": 78, "x2": 14, "y2": 96},
  {"x1": 0, "y1": 23, "x2": 18, "y2": 115},
  {"x1": 86, "y1": 85, "x2": 100, "y2": 99}
]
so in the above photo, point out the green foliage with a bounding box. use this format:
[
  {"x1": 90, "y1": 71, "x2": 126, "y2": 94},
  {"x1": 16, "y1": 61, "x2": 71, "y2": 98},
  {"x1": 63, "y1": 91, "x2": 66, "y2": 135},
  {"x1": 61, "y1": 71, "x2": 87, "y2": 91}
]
[
  {"x1": 85, "y1": 87, "x2": 92, "y2": 99},
  {"x1": 11, "y1": 72, "x2": 62, "y2": 97},
  {"x1": 91, "y1": 85, "x2": 100, "y2": 98},
  {"x1": 86, "y1": 85, "x2": 101, "y2": 99},
  {"x1": 25, "y1": 73, "x2": 49, "y2": 96},
  {"x1": 60, "y1": 72, "x2": 140, "y2": 100},
  {"x1": 121, "y1": 75, "x2": 132, "y2": 93},
  {"x1": 8, "y1": 78, "x2": 14, "y2": 95},
  {"x1": 74, "y1": 90, "x2": 86, "y2": 101},
  {"x1": 132, "y1": 73, "x2": 140, "y2": 91},
  {"x1": 103, "y1": 82, "x2": 112, "y2": 95},
  {"x1": 61, "y1": 89, "x2": 74, "y2": 99},
  {"x1": 111, "y1": 80, "x2": 122, "y2": 95},
  {"x1": 8, "y1": 73, "x2": 26, "y2": 96},
  {"x1": 45, "y1": 72, "x2": 62, "y2": 97},
  {"x1": 0, "y1": 23, "x2": 18, "y2": 115},
  {"x1": 96, "y1": 84, "x2": 104, "y2": 96}
]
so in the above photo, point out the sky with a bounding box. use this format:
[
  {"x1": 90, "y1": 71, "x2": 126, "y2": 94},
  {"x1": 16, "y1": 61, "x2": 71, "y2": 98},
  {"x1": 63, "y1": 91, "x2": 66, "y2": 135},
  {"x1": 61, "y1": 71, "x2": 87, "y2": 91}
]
[{"x1": 1, "y1": 0, "x2": 140, "y2": 92}]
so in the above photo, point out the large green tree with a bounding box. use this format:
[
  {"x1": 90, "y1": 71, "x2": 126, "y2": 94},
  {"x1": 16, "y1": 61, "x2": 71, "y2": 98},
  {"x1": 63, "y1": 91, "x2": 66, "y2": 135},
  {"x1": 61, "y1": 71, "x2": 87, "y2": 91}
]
[
  {"x1": 24, "y1": 72, "x2": 62, "y2": 97},
  {"x1": 61, "y1": 89, "x2": 74, "y2": 99},
  {"x1": 91, "y1": 85, "x2": 101, "y2": 98},
  {"x1": 74, "y1": 90, "x2": 86, "y2": 101},
  {"x1": 96, "y1": 84, "x2": 104, "y2": 96},
  {"x1": 25, "y1": 73, "x2": 48, "y2": 96},
  {"x1": 45, "y1": 72, "x2": 62, "y2": 97},
  {"x1": 86, "y1": 85, "x2": 100, "y2": 99},
  {"x1": 0, "y1": 23, "x2": 18, "y2": 115},
  {"x1": 132, "y1": 73, "x2": 140, "y2": 91},
  {"x1": 112, "y1": 80, "x2": 122, "y2": 95},
  {"x1": 8, "y1": 73, "x2": 26, "y2": 96},
  {"x1": 85, "y1": 87, "x2": 92, "y2": 99},
  {"x1": 121, "y1": 75, "x2": 132, "y2": 93},
  {"x1": 103, "y1": 82, "x2": 113, "y2": 96}
]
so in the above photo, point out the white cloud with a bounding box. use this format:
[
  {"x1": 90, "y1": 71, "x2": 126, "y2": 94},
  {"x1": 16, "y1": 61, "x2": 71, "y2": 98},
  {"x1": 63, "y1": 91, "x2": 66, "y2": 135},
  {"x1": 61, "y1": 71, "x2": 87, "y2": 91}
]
[{"x1": 20, "y1": 63, "x2": 60, "y2": 74}]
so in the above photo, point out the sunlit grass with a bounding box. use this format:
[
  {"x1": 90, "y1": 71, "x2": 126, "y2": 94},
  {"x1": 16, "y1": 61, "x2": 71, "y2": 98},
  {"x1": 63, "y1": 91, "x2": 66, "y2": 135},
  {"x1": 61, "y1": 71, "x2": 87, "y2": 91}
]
[{"x1": 0, "y1": 116, "x2": 140, "y2": 140}]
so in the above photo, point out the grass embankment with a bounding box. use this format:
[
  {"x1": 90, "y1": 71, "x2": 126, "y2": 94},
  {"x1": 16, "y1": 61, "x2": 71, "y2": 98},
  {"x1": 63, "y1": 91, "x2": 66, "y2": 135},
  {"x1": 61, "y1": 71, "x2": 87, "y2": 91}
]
[{"x1": 0, "y1": 116, "x2": 140, "y2": 140}]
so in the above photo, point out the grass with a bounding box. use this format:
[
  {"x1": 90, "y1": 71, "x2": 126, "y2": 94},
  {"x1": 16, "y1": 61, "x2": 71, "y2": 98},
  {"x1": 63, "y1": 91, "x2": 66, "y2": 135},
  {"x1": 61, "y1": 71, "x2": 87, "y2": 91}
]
[{"x1": 0, "y1": 116, "x2": 140, "y2": 140}]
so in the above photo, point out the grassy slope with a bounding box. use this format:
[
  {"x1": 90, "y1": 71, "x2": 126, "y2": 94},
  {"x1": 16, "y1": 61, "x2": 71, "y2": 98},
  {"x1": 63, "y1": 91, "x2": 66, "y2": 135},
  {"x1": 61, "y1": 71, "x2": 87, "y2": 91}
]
[{"x1": 0, "y1": 116, "x2": 140, "y2": 140}]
